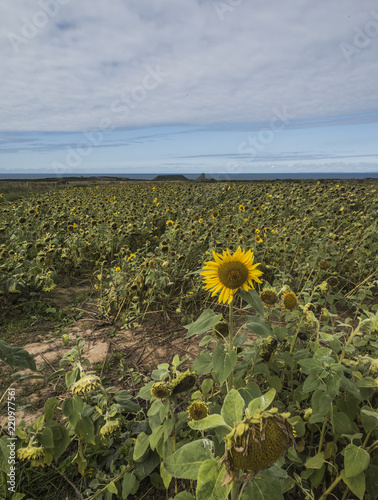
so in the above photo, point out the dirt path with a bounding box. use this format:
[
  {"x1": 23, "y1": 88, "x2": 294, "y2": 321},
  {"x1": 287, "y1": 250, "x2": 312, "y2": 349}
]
[{"x1": 1, "y1": 311, "x2": 205, "y2": 427}]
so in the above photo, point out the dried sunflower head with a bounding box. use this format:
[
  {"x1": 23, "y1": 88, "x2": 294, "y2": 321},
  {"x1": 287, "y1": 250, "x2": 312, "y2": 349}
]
[
  {"x1": 223, "y1": 409, "x2": 295, "y2": 484},
  {"x1": 151, "y1": 381, "x2": 172, "y2": 399},
  {"x1": 260, "y1": 289, "x2": 278, "y2": 306},
  {"x1": 187, "y1": 400, "x2": 209, "y2": 421},
  {"x1": 327, "y1": 276, "x2": 338, "y2": 288},
  {"x1": 171, "y1": 370, "x2": 197, "y2": 394},
  {"x1": 319, "y1": 259, "x2": 329, "y2": 270},
  {"x1": 282, "y1": 291, "x2": 299, "y2": 311}
]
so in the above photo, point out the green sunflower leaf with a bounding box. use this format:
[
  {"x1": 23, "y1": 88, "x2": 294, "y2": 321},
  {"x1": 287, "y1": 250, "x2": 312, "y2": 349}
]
[
  {"x1": 341, "y1": 470, "x2": 366, "y2": 500},
  {"x1": 344, "y1": 444, "x2": 370, "y2": 478},
  {"x1": 164, "y1": 439, "x2": 214, "y2": 480},
  {"x1": 184, "y1": 309, "x2": 222, "y2": 338},
  {"x1": 212, "y1": 345, "x2": 237, "y2": 387},
  {"x1": 221, "y1": 389, "x2": 245, "y2": 426},
  {"x1": 0, "y1": 339, "x2": 37, "y2": 371},
  {"x1": 188, "y1": 414, "x2": 230, "y2": 431},
  {"x1": 245, "y1": 316, "x2": 273, "y2": 337},
  {"x1": 242, "y1": 468, "x2": 284, "y2": 499},
  {"x1": 239, "y1": 288, "x2": 265, "y2": 316}
]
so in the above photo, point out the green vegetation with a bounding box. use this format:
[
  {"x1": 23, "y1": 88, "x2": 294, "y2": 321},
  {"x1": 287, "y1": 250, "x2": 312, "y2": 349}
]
[
  {"x1": 0, "y1": 179, "x2": 377, "y2": 499},
  {"x1": 0, "y1": 179, "x2": 376, "y2": 323}
]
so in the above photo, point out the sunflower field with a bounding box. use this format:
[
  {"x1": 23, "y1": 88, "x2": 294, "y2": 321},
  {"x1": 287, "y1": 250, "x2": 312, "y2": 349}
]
[
  {"x1": 0, "y1": 179, "x2": 377, "y2": 322},
  {"x1": 0, "y1": 179, "x2": 377, "y2": 500}
]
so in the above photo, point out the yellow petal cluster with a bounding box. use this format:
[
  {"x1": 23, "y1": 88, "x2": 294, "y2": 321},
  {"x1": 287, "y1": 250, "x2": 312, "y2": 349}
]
[{"x1": 201, "y1": 247, "x2": 263, "y2": 304}]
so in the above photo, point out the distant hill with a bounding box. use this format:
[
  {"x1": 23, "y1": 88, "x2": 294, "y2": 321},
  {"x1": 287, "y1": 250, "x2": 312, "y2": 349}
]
[
  {"x1": 195, "y1": 173, "x2": 216, "y2": 182},
  {"x1": 152, "y1": 174, "x2": 190, "y2": 181}
]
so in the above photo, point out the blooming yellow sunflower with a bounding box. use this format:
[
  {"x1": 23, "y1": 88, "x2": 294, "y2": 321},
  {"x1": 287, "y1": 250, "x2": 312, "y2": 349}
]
[{"x1": 201, "y1": 246, "x2": 263, "y2": 304}]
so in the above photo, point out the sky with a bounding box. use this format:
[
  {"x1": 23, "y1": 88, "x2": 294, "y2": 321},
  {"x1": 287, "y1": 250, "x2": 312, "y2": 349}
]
[{"x1": 1, "y1": 0, "x2": 378, "y2": 176}]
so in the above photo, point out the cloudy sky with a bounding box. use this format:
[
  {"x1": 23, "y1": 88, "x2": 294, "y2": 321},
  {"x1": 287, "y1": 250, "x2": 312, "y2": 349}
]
[{"x1": 1, "y1": 0, "x2": 378, "y2": 176}]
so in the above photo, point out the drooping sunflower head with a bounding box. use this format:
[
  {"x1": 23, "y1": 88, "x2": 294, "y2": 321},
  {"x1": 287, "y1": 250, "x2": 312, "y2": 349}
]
[
  {"x1": 303, "y1": 408, "x2": 313, "y2": 421},
  {"x1": 303, "y1": 302, "x2": 316, "y2": 314},
  {"x1": 327, "y1": 276, "x2": 338, "y2": 288},
  {"x1": 200, "y1": 247, "x2": 263, "y2": 304},
  {"x1": 305, "y1": 310, "x2": 316, "y2": 328},
  {"x1": 100, "y1": 418, "x2": 121, "y2": 437},
  {"x1": 260, "y1": 289, "x2": 278, "y2": 306},
  {"x1": 320, "y1": 307, "x2": 329, "y2": 320},
  {"x1": 150, "y1": 381, "x2": 172, "y2": 399},
  {"x1": 171, "y1": 370, "x2": 197, "y2": 394},
  {"x1": 320, "y1": 281, "x2": 329, "y2": 295},
  {"x1": 213, "y1": 319, "x2": 229, "y2": 339},
  {"x1": 318, "y1": 259, "x2": 329, "y2": 270},
  {"x1": 17, "y1": 443, "x2": 45, "y2": 461},
  {"x1": 223, "y1": 410, "x2": 295, "y2": 484},
  {"x1": 282, "y1": 291, "x2": 299, "y2": 311},
  {"x1": 71, "y1": 374, "x2": 102, "y2": 394},
  {"x1": 260, "y1": 336, "x2": 278, "y2": 362},
  {"x1": 188, "y1": 400, "x2": 209, "y2": 421}
]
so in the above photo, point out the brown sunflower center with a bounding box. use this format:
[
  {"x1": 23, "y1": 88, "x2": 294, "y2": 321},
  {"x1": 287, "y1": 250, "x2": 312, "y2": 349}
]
[
  {"x1": 218, "y1": 261, "x2": 249, "y2": 289},
  {"x1": 283, "y1": 292, "x2": 298, "y2": 310}
]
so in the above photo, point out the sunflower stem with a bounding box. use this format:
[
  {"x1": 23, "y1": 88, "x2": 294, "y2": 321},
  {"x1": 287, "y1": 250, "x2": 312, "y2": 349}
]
[
  {"x1": 227, "y1": 298, "x2": 234, "y2": 393},
  {"x1": 317, "y1": 474, "x2": 342, "y2": 500},
  {"x1": 339, "y1": 317, "x2": 371, "y2": 364},
  {"x1": 237, "y1": 481, "x2": 246, "y2": 499},
  {"x1": 317, "y1": 416, "x2": 328, "y2": 454},
  {"x1": 231, "y1": 480, "x2": 239, "y2": 500},
  {"x1": 169, "y1": 407, "x2": 178, "y2": 494},
  {"x1": 289, "y1": 322, "x2": 303, "y2": 355}
]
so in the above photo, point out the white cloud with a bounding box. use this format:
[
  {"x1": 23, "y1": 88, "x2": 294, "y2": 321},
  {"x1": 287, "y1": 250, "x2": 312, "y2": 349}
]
[{"x1": 1, "y1": 0, "x2": 378, "y2": 133}]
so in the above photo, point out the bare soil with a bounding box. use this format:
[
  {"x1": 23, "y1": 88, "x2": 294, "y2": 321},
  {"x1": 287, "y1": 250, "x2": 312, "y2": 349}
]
[{"x1": 0, "y1": 286, "x2": 208, "y2": 427}]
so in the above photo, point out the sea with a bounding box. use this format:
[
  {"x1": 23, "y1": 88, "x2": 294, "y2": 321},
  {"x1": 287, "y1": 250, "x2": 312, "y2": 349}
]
[{"x1": 0, "y1": 172, "x2": 377, "y2": 181}]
